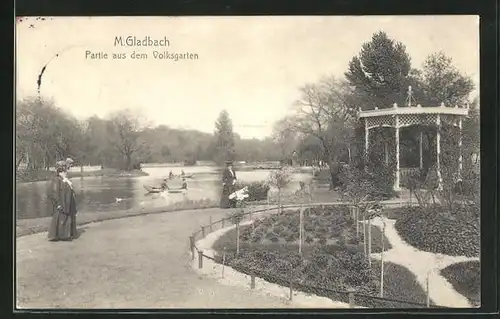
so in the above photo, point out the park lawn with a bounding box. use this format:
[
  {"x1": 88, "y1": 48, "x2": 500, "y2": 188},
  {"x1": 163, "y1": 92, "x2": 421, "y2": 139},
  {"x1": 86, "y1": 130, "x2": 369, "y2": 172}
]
[
  {"x1": 440, "y1": 261, "x2": 480, "y2": 307},
  {"x1": 210, "y1": 205, "x2": 437, "y2": 308}
]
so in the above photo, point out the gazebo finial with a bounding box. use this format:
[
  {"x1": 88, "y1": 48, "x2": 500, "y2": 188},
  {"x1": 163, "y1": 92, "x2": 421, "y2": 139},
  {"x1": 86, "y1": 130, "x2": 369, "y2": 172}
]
[{"x1": 406, "y1": 85, "x2": 416, "y2": 107}]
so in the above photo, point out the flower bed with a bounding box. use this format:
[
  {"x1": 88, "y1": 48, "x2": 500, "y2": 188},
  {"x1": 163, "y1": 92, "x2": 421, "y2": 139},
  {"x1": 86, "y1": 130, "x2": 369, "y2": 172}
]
[
  {"x1": 210, "y1": 205, "x2": 437, "y2": 308},
  {"x1": 394, "y1": 206, "x2": 479, "y2": 257},
  {"x1": 440, "y1": 261, "x2": 480, "y2": 307}
]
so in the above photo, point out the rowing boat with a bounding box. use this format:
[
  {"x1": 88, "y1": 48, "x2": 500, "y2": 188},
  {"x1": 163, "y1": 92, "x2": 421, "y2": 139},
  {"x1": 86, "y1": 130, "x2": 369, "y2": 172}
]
[
  {"x1": 143, "y1": 185, "x2": 187, "y2": 194},
  {"x1": 143, "y1": 185, "x2": 163, "y2": 193}
]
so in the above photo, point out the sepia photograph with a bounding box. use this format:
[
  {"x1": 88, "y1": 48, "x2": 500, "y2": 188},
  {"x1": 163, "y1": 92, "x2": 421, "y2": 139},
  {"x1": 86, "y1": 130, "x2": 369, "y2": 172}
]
[{"x1": 15, "y1": 16, "x2": 480, "y2": 309}]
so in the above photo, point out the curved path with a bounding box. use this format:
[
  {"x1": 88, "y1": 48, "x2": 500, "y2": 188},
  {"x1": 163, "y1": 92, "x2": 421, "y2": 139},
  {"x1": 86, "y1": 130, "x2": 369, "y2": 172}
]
[{"x1": 16, "y1": 208, "x2": 295, "y2": 309}]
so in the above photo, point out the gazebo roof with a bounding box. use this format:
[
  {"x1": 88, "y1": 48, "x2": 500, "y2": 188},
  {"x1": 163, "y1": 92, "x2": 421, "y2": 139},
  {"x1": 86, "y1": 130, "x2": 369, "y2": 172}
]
[
  {"x1": 358, "y1": 104, "x2": 469, "y2": 129},
  {"x1": 358, "y1": 104, "x2": 469, "y2": 118}
]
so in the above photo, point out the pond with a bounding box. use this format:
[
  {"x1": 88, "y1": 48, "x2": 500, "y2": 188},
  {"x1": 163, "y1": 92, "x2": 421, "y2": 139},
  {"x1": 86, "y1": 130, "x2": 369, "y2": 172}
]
[{"x1": 15, "y1": 165, "x2": 314, "y2": 220}]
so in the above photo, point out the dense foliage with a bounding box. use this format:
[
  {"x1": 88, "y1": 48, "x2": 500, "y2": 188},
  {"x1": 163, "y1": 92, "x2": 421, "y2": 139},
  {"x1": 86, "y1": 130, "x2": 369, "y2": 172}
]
[
  {"x1": 394, "y1": 206, "x2": 480, "y2": 257},
  {"x1": 440, "y1": 261, "x2": 480, "y2": 307},
  {"x1": 234, "y1": 181, "x2": 270, "y2": 201},
  {"x1": 16, "y1": 100, "x2": 284, "y2": 175}
]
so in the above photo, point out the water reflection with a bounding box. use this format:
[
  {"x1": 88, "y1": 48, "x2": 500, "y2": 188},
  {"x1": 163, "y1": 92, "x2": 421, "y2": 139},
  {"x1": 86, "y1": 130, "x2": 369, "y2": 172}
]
[{"x1": 16, "y1": 166, "x2": 313, "y2": 220}]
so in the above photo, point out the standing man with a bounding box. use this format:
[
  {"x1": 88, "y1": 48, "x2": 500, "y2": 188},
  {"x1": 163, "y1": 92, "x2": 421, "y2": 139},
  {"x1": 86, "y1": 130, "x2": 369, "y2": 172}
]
[{"x1": 220, "y1": 160, "x2": 237, "y2": 209}]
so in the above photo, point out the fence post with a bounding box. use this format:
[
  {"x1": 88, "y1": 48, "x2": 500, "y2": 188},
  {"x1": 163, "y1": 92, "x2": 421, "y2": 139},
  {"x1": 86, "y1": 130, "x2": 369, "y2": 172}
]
[
  {"x1": 222, "y1": 247, "x2": 226, "y2": 278},
  {"x1": 201, "y1": 226, "x2": 206, "y2": 238},
  {"x1": 348, "y1": 288, "x2": 356, "y2": 308},
  {"x1": 222, "y1": 218, "x2": 225, "y2": 228},
  {"x1": 289, "y1": 280, "x2": 293, "y2": 301},
  {"x1": 198, "y1": 250, "x2": 204, "y2": 269},
  {"x1": 236, "y1": 221, "x2": 240, "y2": 256},
  {"x1": 355, "y1": 207, "x2": 359, "y2": 237},
  {"x1": 189, "y1": 236, "x2": 195, "y2": 260},
  {"x1": 250, "y1": 274, "x2": 255, "y2": 289},
  {"x1": 368, "y1": 217, "x2": 372, "y2": 266},
  {"x1": 209, "y1": 216, "x2": 213, "y2": 232},
  {"x1": 426, "y1": 272, "x2": 430, "y2": 307}
]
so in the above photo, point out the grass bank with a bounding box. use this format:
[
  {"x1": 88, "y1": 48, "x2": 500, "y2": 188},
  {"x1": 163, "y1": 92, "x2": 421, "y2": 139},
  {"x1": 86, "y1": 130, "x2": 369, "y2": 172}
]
[
  {"x1": 16, "y1": 168, "x2": 149, "y2": 183},
  {"x1": 440, "y1": 261, "x2": 480, "y2": 307},
  {"x1": 394, "y1": 205, "x2": 480, "y2": 257}
]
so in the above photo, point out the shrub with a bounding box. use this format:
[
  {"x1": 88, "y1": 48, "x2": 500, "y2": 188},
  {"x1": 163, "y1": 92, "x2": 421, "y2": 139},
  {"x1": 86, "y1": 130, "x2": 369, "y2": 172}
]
[
  {"x1": 266, "y1": 231, "x2": 280, "y2": 243},
  {"x1": 283, "y1": 230, "x2": 298, "y2": 243},
  {"x1": 272, "y1": 224, "x2": 285, "y2": 236},
  {"x1": 395, "y1": 206, "x2": 479, "y2": 257},
  {"x1": 317, "y1": 235, "x2": 327, "y2": 245},
  {"x1": 234, "y1": 181, "x2": 270, "y2": 201},
  {"x1": 250, "y1": 232, "x2": 263, "y2": 243},
  {"x1": 347, "y1": 237, "x2": 360, "y2": 245}
]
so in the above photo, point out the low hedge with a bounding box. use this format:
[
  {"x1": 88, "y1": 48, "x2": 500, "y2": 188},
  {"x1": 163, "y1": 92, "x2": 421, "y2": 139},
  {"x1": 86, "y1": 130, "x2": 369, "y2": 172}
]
[
  {"x1": 440, "y1": 261, "x2": 480, "y2": 307},
  {"x1": 213, "y1": 245, "x2": 433, "y2": 308},
  {"x1": 394, "y1": 205, "x2": 479, "y2": 257},
  {"x1": 234, "y1": 181, "x2": 270, "y2": 201}
]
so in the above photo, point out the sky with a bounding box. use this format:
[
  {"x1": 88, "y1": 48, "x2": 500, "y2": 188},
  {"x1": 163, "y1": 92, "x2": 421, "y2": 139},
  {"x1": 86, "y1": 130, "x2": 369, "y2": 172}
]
[{"x1": 16, "y1": 16, "x2": 479, "y2": 139}]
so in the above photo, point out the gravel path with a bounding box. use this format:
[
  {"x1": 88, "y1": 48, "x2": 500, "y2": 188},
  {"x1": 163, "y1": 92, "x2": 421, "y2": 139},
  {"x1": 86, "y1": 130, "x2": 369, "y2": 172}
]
[
  {"x1": 16, "y1": 208, "x2": 295, "y2": 309},
  {"x1": 366, "y1": 217, "x2": 480, "y2": 308}
]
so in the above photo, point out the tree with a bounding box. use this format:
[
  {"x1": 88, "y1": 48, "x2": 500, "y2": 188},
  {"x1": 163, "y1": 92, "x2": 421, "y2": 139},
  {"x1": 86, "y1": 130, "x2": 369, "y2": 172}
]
[
  {"x1": 107, "y1": 109, "x2": 146, "y2": 170},
  {"x1": 345, "y1": 31, "x2": 412, "y2": 109},
  {"x1": 411, "y1": 52, "x2": 476, "y2": 174},
  {"x1": 288, "y1": 76, "x2": 357, "y2": 189},
  {"x1": 213, "y1": 110, "x2": 235, "y2": 165},
  {"x1": 268, "y1": 166, "x2": 293, "y2": 213},
  {"x1": 414, "y1": 52, "x2": 475, "y2": 107},
  {"x1": 271, "y1": 117, "x2": 298, "y2": 161},
  {"x1": 16, "y1": 96, "x2": 83, "y2": 172}
]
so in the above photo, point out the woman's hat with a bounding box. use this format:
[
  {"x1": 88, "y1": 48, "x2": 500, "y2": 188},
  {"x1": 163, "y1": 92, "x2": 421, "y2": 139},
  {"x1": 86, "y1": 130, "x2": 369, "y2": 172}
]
[
  {"x1": 66, "y1": 157, "x2": 74, "y2": 166},
  {"x1": 225, "y1": 160, "x2": 233, "y2": 165},
  {"x1": 55, "y1": 160, "x2": 67, "y2": 170}
]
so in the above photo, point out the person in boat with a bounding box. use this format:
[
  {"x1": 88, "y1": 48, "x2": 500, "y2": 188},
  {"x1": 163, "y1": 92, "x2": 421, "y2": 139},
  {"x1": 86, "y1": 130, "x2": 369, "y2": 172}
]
[
  {"x1": 169, "y1": 170, "x2": 174, "y2": 179},
  {"x1": 220, "y1": 160, "x2": 237, "y2": 209},
  {"x1": 181, "y1": 170, "x2": 185, "y2": 177},
  {"x1": 181, "y1": 178, "x2": 188, "y2": 190},
  {"x1": 47, "y1": 160, "x2": 78, "y2": 241},
  {"x1": 160, "y1": 178, "x2": 169, "y2": 190}
]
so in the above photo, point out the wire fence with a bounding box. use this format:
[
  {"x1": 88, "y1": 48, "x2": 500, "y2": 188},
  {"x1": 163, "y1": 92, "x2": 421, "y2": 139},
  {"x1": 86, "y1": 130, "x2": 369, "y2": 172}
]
[{"x1": 189, "y1": 202, "x2": 447, "y2": 309}]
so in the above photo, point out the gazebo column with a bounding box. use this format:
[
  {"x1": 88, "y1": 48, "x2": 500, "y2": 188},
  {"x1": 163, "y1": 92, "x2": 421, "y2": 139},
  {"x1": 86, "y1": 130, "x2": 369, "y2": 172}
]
[
  {"x1": 365, "y1": 118, "x2": 369, "y2": 164},
  {"x1": 419, "y1": 131, "x2": 423, "y2": 169},
  {"x1": 458, "y1": 118, "x2": 463, "y2": 180},
  {"x1": 384, "y1": 141, "x2": 389, "y2": 166},
  {"x1": 436, "y1": 115, "x2": 443, "y2": 190},
  {"x1": 394, "y1": 116, "x2": 400, "y2": 191}
]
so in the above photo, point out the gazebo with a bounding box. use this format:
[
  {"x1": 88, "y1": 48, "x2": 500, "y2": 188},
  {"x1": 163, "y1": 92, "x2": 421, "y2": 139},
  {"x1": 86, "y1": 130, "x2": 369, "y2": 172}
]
[{"x1": 358, "y1": 86, "x2": 469, "y2": 191}]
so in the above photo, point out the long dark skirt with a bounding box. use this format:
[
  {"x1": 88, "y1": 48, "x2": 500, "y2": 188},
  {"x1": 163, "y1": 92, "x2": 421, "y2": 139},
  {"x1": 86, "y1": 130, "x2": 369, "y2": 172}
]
[
  {"x1": 220, "y1": 185, "x2": 236, "y2": 209},
  {"x1": 47, "y1": 210, "x2": 77, "y2": 241}
]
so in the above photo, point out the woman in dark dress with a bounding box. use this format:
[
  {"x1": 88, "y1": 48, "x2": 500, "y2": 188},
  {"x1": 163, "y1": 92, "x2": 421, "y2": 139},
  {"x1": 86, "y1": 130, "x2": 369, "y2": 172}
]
[
  {"x1": 220, "y1": 161, "x2": 237, "y2": 209},
  {"x1": 47, "y1": 160, "x2": 78, "y2": 241}
]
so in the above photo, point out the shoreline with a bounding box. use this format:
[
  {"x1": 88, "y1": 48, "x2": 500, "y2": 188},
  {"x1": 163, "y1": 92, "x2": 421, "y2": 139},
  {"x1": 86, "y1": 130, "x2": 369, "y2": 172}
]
[
  {"x1": 16, "y1": 168, "x2": 149, "y2": 184},
  {"x1": 16, "y1": 199, "x2": 219, "y2": 238}
]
